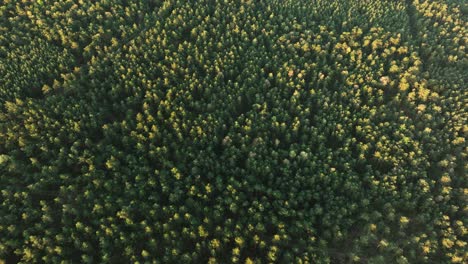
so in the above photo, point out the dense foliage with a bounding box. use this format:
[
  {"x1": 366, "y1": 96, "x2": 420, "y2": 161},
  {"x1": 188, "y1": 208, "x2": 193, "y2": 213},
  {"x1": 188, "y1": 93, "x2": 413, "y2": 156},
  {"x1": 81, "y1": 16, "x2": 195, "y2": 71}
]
[{"x1": 0, "y1": 0, "x2": 466, "y2": 263}]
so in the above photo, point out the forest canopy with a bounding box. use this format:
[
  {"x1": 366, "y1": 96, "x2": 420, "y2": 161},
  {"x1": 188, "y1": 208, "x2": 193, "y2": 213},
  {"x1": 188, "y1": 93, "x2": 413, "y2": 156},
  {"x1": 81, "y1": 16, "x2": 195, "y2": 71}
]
[{"x1": 0, "y1": 0, "x2": 466, "y2": 263}]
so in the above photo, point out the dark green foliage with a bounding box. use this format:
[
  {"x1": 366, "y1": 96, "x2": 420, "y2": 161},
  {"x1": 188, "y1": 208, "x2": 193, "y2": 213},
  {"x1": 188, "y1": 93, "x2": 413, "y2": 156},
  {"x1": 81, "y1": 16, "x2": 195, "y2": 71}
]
[{"x1": 0, "y1": 0, "x2": 466, "y2": 263}]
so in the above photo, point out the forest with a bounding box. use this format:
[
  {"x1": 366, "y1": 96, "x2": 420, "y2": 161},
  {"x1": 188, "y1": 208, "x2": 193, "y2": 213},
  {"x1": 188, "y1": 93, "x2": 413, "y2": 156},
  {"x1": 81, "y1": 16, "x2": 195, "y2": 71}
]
[{"x1": 0, "y1": 0, "x2": 466, "y2": 263}]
